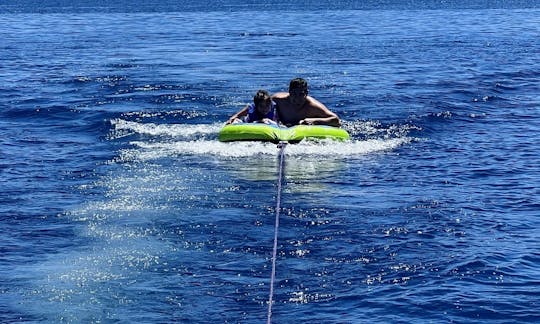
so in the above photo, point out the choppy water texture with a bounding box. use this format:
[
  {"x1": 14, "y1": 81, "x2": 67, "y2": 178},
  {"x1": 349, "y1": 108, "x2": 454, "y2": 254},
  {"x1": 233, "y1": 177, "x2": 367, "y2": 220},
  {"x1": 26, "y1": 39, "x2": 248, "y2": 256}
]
[{"x1": 1, "y1": 1, "x2": 539, "y2": 323}]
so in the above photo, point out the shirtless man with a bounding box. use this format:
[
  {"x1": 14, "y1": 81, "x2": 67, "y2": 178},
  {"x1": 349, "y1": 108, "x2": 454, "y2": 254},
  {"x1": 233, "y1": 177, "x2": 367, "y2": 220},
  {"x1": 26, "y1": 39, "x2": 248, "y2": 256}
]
[{"x1": 272, "y1": 78, "x2": 341, "y2": 127}]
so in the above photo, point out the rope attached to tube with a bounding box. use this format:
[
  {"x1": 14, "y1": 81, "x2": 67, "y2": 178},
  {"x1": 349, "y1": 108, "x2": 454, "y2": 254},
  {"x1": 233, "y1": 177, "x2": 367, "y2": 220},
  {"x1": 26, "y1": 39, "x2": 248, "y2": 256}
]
[{"x1": 267, "y1": 141, "x2": 287, "y2": 324}]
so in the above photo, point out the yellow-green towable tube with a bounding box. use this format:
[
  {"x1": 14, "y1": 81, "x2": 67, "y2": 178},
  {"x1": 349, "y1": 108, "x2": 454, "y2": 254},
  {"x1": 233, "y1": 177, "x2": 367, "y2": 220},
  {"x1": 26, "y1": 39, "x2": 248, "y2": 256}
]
[{"x1": 218, "y1": 124, "x2": 349, "y2": 143}]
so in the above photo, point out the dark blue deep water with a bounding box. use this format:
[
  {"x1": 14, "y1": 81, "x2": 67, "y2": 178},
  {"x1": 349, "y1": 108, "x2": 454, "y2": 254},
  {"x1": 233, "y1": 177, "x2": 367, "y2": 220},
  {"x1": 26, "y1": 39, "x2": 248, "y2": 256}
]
[{"x1": 1, "y1": 1, "x2": 539, "y2": 323}]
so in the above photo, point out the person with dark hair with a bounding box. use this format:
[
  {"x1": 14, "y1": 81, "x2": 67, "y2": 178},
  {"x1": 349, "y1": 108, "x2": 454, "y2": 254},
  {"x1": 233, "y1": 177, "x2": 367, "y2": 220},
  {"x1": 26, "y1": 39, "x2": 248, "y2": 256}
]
[
  {"x1": 225, "y1": 90, "x2": 278, "y2": 125},
  {"x1": 272, "y1": 78, "x2": 341, "y2": 127}
]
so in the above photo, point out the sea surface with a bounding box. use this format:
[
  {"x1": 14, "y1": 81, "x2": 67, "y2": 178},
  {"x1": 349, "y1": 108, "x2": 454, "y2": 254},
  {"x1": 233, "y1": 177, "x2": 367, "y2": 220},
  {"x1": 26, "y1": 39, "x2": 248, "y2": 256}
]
[{"x1": 1, "y1": 1, "x2": 539, "y2": 323}]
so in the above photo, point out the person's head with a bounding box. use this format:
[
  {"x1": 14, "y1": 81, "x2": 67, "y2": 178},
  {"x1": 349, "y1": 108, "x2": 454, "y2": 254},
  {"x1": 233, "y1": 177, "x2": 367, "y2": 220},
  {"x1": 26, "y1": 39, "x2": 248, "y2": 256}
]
[
  {"x1": 288, "y1": 78, "x2": 309, "y2": 106},
  {"x1": 253, "y1": 89, "x2": 272, "y2": 115}
]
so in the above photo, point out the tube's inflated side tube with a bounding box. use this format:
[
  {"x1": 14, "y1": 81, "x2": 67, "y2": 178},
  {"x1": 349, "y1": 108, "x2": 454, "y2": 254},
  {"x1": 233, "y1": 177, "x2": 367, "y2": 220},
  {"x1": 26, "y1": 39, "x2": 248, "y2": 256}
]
[{"x1": 218, "y1": 124, "x2": 349, "y2": 143}]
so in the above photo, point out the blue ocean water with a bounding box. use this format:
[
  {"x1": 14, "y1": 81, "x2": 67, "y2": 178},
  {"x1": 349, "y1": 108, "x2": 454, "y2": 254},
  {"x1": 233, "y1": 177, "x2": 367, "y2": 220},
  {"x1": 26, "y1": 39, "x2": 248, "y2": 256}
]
[{"x1": 1, "y1": 1, "x2": 539, "y2": 323}]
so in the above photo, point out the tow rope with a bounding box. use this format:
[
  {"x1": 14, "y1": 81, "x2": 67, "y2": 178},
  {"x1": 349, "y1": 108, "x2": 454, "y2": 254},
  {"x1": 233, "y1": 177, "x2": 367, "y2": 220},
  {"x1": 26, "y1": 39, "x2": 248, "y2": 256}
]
[{"x1": 267, "y1": 141, "x2": 287, "y2": 323}]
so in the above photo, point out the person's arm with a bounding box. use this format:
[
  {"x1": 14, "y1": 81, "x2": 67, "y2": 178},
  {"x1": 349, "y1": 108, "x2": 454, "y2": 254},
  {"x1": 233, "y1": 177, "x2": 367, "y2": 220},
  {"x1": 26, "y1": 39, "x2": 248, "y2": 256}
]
[
  {"x1": 271, "y1": 92, "x2": 294, "y2": 126},
  {"x1": 299, "y1": 97, "x2": 341, "y2": 127},
  {"x1": 260, "y1": 118, "x2": 278, "y2": 125},
  {"x1": 225, "y1": 105, "x2": 249, "y2": 124},
  {"x1": 299, "y1": 115, "x2": 341, "y2": 127}
]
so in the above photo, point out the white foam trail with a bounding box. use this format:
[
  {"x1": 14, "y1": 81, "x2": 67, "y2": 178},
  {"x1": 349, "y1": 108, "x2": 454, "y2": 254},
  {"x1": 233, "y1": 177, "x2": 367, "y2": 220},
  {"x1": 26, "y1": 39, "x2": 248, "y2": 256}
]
[
  {"x1": 28, "y1": 120, "x2": 412, "y2": 321},
  {"x1": 110, "y1": 119, "x2": 222, "y2": 138},
  {"x1": 282, "y1": 138, "x2": 410, "y2": 157},
  {"x1": 109, "y1": 120, "x2": 414, "y2": 162},
  {"x1": 116, "y1": 137, "x2": 411, "y2": 162}
]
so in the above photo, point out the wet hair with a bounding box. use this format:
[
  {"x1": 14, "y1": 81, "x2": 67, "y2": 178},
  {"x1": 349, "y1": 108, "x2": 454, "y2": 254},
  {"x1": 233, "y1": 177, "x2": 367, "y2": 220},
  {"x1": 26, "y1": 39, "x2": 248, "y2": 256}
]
[
  {"x1": 289, "y1": 78, "x2": 308, "y2": 91},
  {"x1": 253, "y1": 89, "x2": 271, "y2": 108}
]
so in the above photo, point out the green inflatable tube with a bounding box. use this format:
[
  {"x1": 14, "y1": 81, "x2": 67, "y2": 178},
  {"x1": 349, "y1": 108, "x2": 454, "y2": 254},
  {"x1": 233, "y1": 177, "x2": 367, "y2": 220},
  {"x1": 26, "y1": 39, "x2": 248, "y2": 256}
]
[{"x1": 218, "y1": 123, "x2": 350, "y2": 143}]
